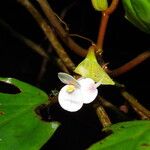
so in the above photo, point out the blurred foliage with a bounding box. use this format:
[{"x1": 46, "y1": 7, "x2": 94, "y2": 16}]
[{"x1": 122, "y1": 0, "x2": 150, "y2": 33}]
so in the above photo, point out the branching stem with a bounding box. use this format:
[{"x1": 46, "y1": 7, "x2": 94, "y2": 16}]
[
  {"x1": 37, "y1": 0, "x2": 87, "y2": 57},
  {"x1": 96, "y1": 0, "x2": 120, "y2": 50},
  {"x1": 18, "y1": 0, "x2": 75, "y2": 70},
  {"x1": 107, "y1": 51, "x2": 150, "y2": 77},
  {"x1": 121, "y1": 90, "x2": 150, "y2": 119}
]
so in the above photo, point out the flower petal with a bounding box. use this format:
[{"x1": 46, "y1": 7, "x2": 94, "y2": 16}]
[
  {"x1": 58, "y1": 85, "x2": 83, "y2": 112},
  {"x1": 58, "y1": 72, "x2": 80, "y2": 88},
  {"x1": 78, "y1": 78, "x2": 98, "y2": 104}
]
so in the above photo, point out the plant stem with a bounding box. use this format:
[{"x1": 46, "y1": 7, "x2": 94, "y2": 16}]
[
  {"x1": 121, "y1": 90, "x2": 150, "y2": 119},
  {"x1": 107, "y1": 51, "x2": 150, "y2": 77},
  {"x1": 37, "y1": 58, "x2": 48, "y2": 84},
  {"x1": 132, "y1": 106, "x2": 150, "y2": 120},
  {"x1": 96, "y1": 105, "x2": 111, "y2": 128},
  {"x1": 93, "y1": 98, "x2": 111, "y2": 128},
  {"x1": 56, "y1": 58, "x2": 70, "y2": 73},
  {"x1": 96, "y1": 13, "x2": 109, "y2": 51},
  {"x1": 99, "y1": 96, "x2": 128, "y2": 120},
  {"x1": 18, "y1": 0, "x2": 75, "y2": 71},
  {"x1": 96, "y1": 0, "x2": 120, "y2": 50},
  {"x1": 37, "y1": 0, "x2": 87, "y2": 57},
  {"x1": 0, "y1": 18, "x2": 49, "y2": 59}
]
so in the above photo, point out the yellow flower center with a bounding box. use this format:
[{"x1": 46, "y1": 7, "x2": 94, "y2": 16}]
[{"x1": 66, "y1": 85, "x2": 75, "y2": 93}]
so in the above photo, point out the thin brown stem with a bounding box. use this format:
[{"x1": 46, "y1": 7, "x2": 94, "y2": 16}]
[
  {"x1": 107, "y1": 51, "x2": 150, "y2": 77},
  {"x1": 99, "y1": 96, "x2": 128, "y2": 120},
  {"x1": 121, "y1": 90, "x2": 150, "y2": 119},
  {"x1": 56, "y1": 58, "x2": 70, "y2": 73},
  {"x1": 132, "y1": 106, "x2": 150, "y2": 120},
  {"x1": 93, "y1": 99, "x2": 111, "y2": 128},
  {"x1": 96, "y1": 0, "x2": 120, "y2": 50},
  {"x1": 96, "y1": 13, "x2": 109, "y2": 50},
  {"x1": 105, "y1": 0, "x2": 120, "y2": 15},
  {"x1": 37, "y1": 58, "x2": 48, "y2": 84},
  {"x1": 69, "y1": 34, "x2": 94, "y2": 45},
  {"x1": 18, "y1": 0, "x2": 75, "y2": 71},
  {"x1": 0, "y1": 18, "x2": 49, "y2": 59},
  {"x1": 96, "y1": 105, "x2": 111, "y2": 128},
  {"x1": 37, "y1": 0, "x2": 87, "y2": 57}
]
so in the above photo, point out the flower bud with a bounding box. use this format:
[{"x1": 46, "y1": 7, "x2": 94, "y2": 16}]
[{"x1": 91, "y1": 0, "x2": 108, "y2": 11}]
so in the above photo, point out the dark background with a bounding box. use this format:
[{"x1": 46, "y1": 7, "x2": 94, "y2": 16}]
[{"x1": 0, "y1": 0, "x2": 149, "y2": 149}]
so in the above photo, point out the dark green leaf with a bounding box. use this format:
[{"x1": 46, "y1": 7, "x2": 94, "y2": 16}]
[
  {"x1": 0, "y1": 77, "x2": 59, "y2": 150},
  {"x1": 88, "y1": 121, "x2": 150, "y2": 150},
  {"x1": 122, "y1": 0, "x2": 150, "y2": 33}
]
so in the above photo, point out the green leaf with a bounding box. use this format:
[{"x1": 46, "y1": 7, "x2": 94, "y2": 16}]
[
  {"x1": 122, "y1": 0, "x2": 150, "y2": 33},
  {"x1": 131, "y1": 0, "x2": 150, "y2": 27},
  {"x1": 74, "y1": 46, "x2": 115, "y2": 85},
  {"x1": 122, "y1": 0, "x2": 148, "y2": 32},
  {"x1": 91, "y1": 0, "x2": 108, "y2": 11},
  {"x1": 88, "y1": 120, "x2": 150, "y2": 150},
  {"x1": 0, "y1": 77, "x2": 59, "y2": 150}
]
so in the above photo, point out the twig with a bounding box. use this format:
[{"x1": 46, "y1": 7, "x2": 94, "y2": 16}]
[
  {"x1": 107, "y1": 51, "x2": 150, "y2": 77},
  {"x1": 56, "y1": 58, "x2": 70, "y2": 73},
  {"x1": 37, "y1": 0, "x2": 87, "y2": 57},
  {"x1": 95, "y1": 0, "x2": 150, "y2": 78},
  {"x1": 132, "y1": 106, "x2": 150, "y2": 120},
  {"x1": 93, "y1": 99, "x2": 111, "y2": 128},
  {"x1": 0, "y1": 18, "x2": 49, "y2": 59},
  {"x1": 96, "y1": 0, "x2": 120, "y2": 50},
  {"x1": 99, "y1": 96, "x2": 128, "y2": 120},
  {"x1": 47, "y1": 46, "x2": 70, "y2": 73},
  {"x1": 121, "y1": 90, "x2": 150, "y2": 119},
  {"x1": 96, "y1": 105, "x2": 111, "y2": 128},
  {"x1": 69, "y1": 34, "x2": 94, "y2": 45},
  {"x1": 37, "y1": 58, "x2": 48, "y2": 84},
  {"x1": 60, "y1": 0, "x2": 79, "y2": 19},
  {"x1": 18, "y1": 0, "x2": 75, "y2": 71},
  {"x1": 105, "y1": 0, "x2": 120, "y2": 15}
]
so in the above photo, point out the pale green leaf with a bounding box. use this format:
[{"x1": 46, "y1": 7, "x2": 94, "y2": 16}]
[{"x1": 74, "y1": 46, "x2": 115, "y2": 85}]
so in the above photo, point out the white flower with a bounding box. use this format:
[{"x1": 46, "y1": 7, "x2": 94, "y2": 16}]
[{"x1": 58, "y1": 72, "x2": 99, "y2": 112}]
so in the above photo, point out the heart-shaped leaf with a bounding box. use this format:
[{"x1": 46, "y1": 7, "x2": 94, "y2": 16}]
[
  {"x1": 88, "y1": 120, "x2": 150, "y2": 150},
  {"x1": 74, "y1": 46, "x2": 115, "y2": 85},
  {"x1": 0, "y1": 77, "x2": 59, "y2": 150}
]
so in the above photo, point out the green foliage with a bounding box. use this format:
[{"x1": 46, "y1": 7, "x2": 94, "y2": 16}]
[
  {"x1": 122, "y1": 0, "x2": 150, "y2": 33},
  {"x1": 88, "y1": 120, "x2": 150, "y2": 150},
  {"x1": 74, "y1": 46, "x2": 115, "y2": 85},
  {"x1": 91, "y1": 0, "x2": 108, "y2": 11},
  {"x1": 0, "y1": 77, "x2": 59, "y2": 150}
]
